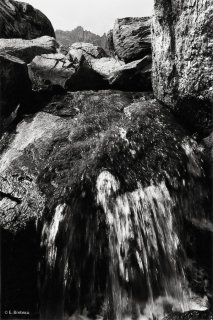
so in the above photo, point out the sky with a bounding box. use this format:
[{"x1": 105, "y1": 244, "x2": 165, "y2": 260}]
[{"x1": 17, "y1": 0, "x2": 154, "y2": 35}]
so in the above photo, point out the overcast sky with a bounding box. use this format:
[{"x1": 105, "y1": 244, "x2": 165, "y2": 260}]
[{"x1": 17, "y1": 0, "x2": 154, "y2": 35}]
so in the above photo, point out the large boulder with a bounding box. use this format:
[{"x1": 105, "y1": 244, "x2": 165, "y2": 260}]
[
  {"x1": 28, "y1": 53, "x2": 75, "y2": 90},
  {"x1": 108, "y1": 55, "x2": 152, "y2": 91},
  {"x1": 0, "y1": 53, "x2": 32, "y2": 133},
  {"x1": 28, "y1": 53, "x2": 151, "y2": 92},
  {"x1": 0, "y1": 36, "x2": 58, "y2": 64},
  {"x1": 0, "y1": 91, "x2": 210, "y2": 319},
  {"x1": 68, "y1": 42, "x2": 107, "y2": 66},
  {"x1": 0, "y1": 0, "x2": 55, "y2": 39},
  {"x1": 89, "y1": 57, "x2": 125, "y2": 78},
  {"x1": 152, "y1": 0, "x2": 213, "y2": 136},
  {"x1": 90, "y1": 55, "x2": 152, "y2": 91},
  {"x1": 113, "y1": 17, "x2": 152, "y2": 63}
]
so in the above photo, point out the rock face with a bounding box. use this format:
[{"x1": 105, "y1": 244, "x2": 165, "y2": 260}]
[
  {"x1": 0, "y1": 0, "x2": 55, "y2": 39},
  {"x1": 113, "y1": 17, "x2": 152, "y2": 63},
  {"x1": 68, "y1": 42, "x2": 107, "y2": 66},
  {"x1": 106, "y1": 29, "x2": 115, "y2": 56},
  {"x1": 28, "y1": 48, "x2": 151, "y2": 92},
  {"x1": 163, "y1": 309, "x2": 213, "y2": 320},
  {"x1": 0, "y1": 91, "x2": 211, "y2": 319},
  {"x1": 108, "y1": 55, "x2": 152, "y2": 91},
  {"x1": 90, "y1": 56, "x2": 152, "y2": 91},
  {"x1": 28, "y1": 53, "x2": 75, "y2": 90},
  {"x1": 0, "y1": 36, "x2": 58, "y2": 63},
  {"x1": 0, "y1": 54, "x2": 32, "y2": 128},
  {"x1": 152, "y1": 0, "x2": 213, "y2": 136},
  {"x1": 89, "y1": 57, "x2": 125, "y2": 79}
]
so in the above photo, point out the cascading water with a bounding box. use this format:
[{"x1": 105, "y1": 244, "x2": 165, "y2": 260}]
[{"x1": 38, "y1": 100, "x2": 210, "y2": 320}]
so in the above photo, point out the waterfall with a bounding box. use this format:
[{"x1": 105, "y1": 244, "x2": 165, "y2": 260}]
[{"x1": 40, "y1": 129, "x2": 209, "y2": 320}]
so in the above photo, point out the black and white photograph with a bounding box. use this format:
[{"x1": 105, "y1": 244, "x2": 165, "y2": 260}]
[{"x1": 0, "y1": 0, "x2": 212, "y2": 319}]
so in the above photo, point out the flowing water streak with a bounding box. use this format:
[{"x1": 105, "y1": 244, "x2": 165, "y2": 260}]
[
  {"x1": 96, "y1": 171, "x2": 183, "y2": 319},
  {"x1": 42, "y1": 203, "x2": 66, "y2": 268}
]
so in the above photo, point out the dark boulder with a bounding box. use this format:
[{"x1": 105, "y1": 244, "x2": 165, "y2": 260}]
[
  {"x1": 152, "y1": 0, "x2": 213, "y2": 137},
  {"x1": 0, "y1": 54, "x2": 32, "y2": 133},
  {"x1": 113, "y1": 17, "x2": 152, "y2": 63},
  {"x1": 0, "y1": 0, "x2": 55, "y2": 39}
]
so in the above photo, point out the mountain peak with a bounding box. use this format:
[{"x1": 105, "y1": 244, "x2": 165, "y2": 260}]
[{"x1": 55, "y1": 27, "x2": 109, "y2": 54}]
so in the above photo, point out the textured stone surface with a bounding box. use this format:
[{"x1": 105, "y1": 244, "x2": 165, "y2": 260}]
[
  {"x1": 106, "y1": 29, "x2": 115, "y2": 56},
  {"x1": 152, "y1": 0, "x2": 213, "y2": 135},
  {"x1": 0, "y1": 111, "x2": 73, "y2": 232},
  {"x1": 113, "y1": 17, "x2": 152, "y2": 63},
  {"x1": 68, "y1": 42, "x2": 107, "y2": 66},
  {"x1": 108, "y1": 55, "x2": 152, "y2": 91},
  {"x1": 163, "y1": 309, "x2": 213, "y2": 320},
  {"x1": 67, "y1": 55, "x2": 151, "y2": 91},
  {"x1": 0, "y1": 36, "x2": 58, "y2": 64},
  {"x1": 89, "y1": 57, "x2": 125, "y2": 78},
  {"x1": 0, "y1": 0, "x2": 55, "y2": 39},
  {"x1": 28, "y1": 53, "x2": 75, "y2": 90}
]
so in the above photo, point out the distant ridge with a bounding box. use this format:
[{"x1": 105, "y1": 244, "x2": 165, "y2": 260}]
[{"x1": 55, "y1": 26, "x2": 109, "y2": 54}]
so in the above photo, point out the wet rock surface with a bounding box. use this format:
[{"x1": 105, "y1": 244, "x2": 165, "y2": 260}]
[
  {"x1": 163, "y1": 309, "x2": 213, "y2": 320},
  {"x1": 0, "y1": 0, "x2": 212, "y2": 319},
  {"x1": 0, "y1": 0, "x2": 55, "y2": 39},
  {"x1": 0, "y1": 91, "x2": 211, "y2": 318},
  {"x1": 152, "y1": 0, "x2": 213, "y2": 136}
]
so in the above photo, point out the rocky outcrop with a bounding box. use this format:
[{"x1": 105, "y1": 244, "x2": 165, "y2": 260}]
[
  {"x1": 0, "y1": 54, "x2": 32, "y2": 130},
  {"x1": 112, "y1": 17, "x2": 152, "y2": 63},
  {"x1": 89, "y1": 55, "x2": 152, "y2": 91},
  {"x1": 28, "y1": 49, "x2": 151, "y2": 92},
  {"x1": 0, "y1": 36, "x2": 58, "y2": 64},
  {"x1": 152, "y1": 0, "x2": 213, "y2": 136},
  {"x1": 106, "y1": 29, "x2": 115, "y2": 56},
  {"x1": 68, "y1": 42, "x2": 107, "y2": 66},
  {"x1": 108, "y1": 55, "x2": 152, "y2": 91},
  {"x1": 0, "y1": 91, "x2": 211, "y2": 318},
  {"x1": 28, "y1": 53, "x2": 75, "y2": 90},
  {"x1": 89, "y1": 57, "x2": 125, "y2": 78},
  {"x1": 0, "y1": 0, "x2": 55, "y2": 39}
]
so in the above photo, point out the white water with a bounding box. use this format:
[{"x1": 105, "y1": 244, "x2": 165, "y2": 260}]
[
  {"x1": 96, "y1": 170, "x2": 208, "y2": 319},
  {"x1": 42, "y1": 203, "x2": 66, "y2": 267},
  {"x1": 40, "y1": 136, "x2": 209, "y2": 319}
]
